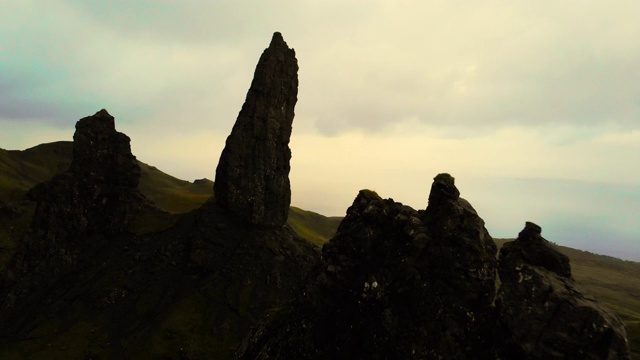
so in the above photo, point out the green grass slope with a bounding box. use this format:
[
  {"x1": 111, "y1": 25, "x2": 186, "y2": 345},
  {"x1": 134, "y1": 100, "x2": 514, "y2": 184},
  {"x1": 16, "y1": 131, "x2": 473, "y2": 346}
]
[
  {"x1": 287, "y1": 206, "x2": 342, "y2": 247},
  {"x1": 0, "y1": 142, "x2": 73, "y2": 200},
  {"x1": 137, "y1": 162, "x2": 212, "y2": 214}
]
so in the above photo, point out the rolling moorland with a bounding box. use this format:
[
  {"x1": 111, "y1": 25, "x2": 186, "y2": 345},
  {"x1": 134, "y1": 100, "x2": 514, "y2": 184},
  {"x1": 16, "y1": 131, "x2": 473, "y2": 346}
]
[{"x1": 0, "y1": 141, "x2": 638, "y2": 358}]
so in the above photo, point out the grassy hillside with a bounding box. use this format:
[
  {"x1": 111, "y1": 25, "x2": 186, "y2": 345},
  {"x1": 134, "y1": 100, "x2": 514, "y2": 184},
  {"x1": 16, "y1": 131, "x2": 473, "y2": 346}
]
[
  {"x1": 0, "y1": 142, "x2": 73, "y2": 200},
  {"x1": 287, "y1": 206, "x2": 342, "y2": 247},
  {"x1": 137, "y1": 162, "x2": 213, "y2": 214}
]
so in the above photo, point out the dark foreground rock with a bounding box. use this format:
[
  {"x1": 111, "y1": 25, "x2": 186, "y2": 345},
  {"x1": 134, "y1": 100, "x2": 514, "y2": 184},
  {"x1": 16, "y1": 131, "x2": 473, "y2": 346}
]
[
  {"x1": 29, "y1": 109, "x2": 142, "y2": 241},
  {"x1": 214, "y1": 31, "x2": 298, "y2": 228},
  {"x1": 496, "y1": 222, "x2": 631, "y2": 359},
  {"x1": 237, "y1": 175, "x2": 499, "y2": 359},
  {"x1": 2, "y1": 109, "x2": 145, "y2": 301},
  {"x1": 237, "y1": 175, "x2": 631, "y2": 359}
]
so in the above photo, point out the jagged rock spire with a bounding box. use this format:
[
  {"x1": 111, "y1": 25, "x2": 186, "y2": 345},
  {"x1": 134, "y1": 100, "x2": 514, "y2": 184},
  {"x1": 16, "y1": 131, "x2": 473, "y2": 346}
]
[{"x1": 214, "y1": 32, "x2": 298, "y2": 227}]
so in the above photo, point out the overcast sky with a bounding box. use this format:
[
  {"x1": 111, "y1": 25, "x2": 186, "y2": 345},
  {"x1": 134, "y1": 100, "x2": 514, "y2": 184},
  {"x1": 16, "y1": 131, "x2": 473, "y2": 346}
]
[{"x1": 2, "y1": 1, "x2": 639, "y2": 260}]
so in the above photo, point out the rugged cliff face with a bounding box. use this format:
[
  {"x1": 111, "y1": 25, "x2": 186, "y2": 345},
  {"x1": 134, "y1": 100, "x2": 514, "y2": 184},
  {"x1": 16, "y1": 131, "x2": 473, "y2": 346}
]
[
  {"x1": 214, "y1": 32, "x2": 298, "y2": 228},
  {"x1": 237, "y1": 175, "x2": 630, "y2": 359}
]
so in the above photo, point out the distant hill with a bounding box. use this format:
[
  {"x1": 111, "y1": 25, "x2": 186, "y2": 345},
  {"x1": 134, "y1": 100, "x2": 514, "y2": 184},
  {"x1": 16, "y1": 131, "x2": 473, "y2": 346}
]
[
  {"x1": 0, "y1": 141, "x2": 73, "y2": 201},
  {"x1": 1, "y1": 141, "x2": 638, "y2": 358}
]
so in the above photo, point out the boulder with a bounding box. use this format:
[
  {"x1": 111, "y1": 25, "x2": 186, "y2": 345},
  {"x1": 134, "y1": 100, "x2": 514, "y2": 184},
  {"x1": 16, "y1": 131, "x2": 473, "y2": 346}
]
[
  {"x1": 214, "y1": 32, "x2": 298, "y2": 227},
  {"x1": 496, "y1": 222, "x2": 631, "y2": 359}
]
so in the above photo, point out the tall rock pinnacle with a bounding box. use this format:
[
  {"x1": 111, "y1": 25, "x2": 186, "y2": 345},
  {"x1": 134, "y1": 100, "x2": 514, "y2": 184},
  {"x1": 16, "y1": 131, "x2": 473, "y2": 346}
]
[{"x1": 214, "y1": 32, "x2": 298, "y2": 227}]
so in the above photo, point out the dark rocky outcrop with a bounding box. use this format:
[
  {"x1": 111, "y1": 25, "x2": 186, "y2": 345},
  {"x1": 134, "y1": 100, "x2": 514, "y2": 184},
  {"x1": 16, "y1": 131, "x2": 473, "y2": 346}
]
[
  {"x1": 2, "y1": 109, "x2": 145, "y2": 303},
  {"x1": 496, "y1": 222, "x2": 631, "y2": 359},
  {"x1": 499, "y1": 221, "x2": 571, "y2": 278},
  {"x1": 237, "y1": 174, "x2": 499, "y2": 359},
  {"x1": 214, "y1": 31, "x2": 298, "y2": 228},
  {"x1": 30, "y1": 109, "x2": 142, "y2": 244},
  {"x1": 237, "y1": 175, "x2": 631, "y2": 359}
]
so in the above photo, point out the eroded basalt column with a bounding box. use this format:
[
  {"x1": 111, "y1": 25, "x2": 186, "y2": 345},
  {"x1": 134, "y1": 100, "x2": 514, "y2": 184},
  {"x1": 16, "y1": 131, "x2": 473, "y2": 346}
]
[{"x1": 214, "y1": 32, "x2": 298, "y2": 227}]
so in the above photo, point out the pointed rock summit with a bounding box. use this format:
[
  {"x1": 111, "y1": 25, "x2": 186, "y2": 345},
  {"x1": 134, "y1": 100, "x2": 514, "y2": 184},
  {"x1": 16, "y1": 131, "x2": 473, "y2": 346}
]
[{"x1": 214, "y1": 32, "x2": 298, "y2": 227}]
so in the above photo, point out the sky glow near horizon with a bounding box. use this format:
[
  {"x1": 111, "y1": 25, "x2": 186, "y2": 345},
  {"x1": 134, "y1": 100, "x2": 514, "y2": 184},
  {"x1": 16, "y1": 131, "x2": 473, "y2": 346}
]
[{"x1": 1, "y1": 1, "x2": 639, "y2": 260}]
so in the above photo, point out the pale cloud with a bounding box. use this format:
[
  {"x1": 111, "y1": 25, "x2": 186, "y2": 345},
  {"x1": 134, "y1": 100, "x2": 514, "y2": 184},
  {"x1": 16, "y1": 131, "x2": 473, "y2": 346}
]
[{"x1": 298, "y1": 1, "x2": 640, "y2": 134}]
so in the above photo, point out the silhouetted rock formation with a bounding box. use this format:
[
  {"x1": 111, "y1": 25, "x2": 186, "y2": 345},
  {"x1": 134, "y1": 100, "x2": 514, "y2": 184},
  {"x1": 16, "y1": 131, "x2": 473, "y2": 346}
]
[
  {"x1": 0, "y1": 34, "x2": 319, "y2": 359},
  {"x1": 496, "y1": 222, "x2": 631, "y2": 359},
  {"x1": 0, "y1": 31, "x2": 631, "y2": 359},
  {"x1": 500, "y1": 221, "x2": 571, "y2": 278},
  {"x1": 237, "y1": 175, "x2": 499, "y2": 359},
  {"x1": 30, "y1": 109, "x2": 142, "y2": 240},
  {"x1": 214, "y1": 32, "x2": 298, "y2": 227},
  {"x1": 237, "y1": 175, "x2": 631, "y2": 359},
  {"x1": 3, "y1": 109, "x2": 144, "y2": 297}
]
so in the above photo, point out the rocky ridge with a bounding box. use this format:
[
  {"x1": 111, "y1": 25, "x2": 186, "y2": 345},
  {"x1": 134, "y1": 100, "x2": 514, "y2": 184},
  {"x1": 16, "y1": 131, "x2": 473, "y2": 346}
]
[{"x1": 237, "y1": 175, "x2": 631, "y2": 359}]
